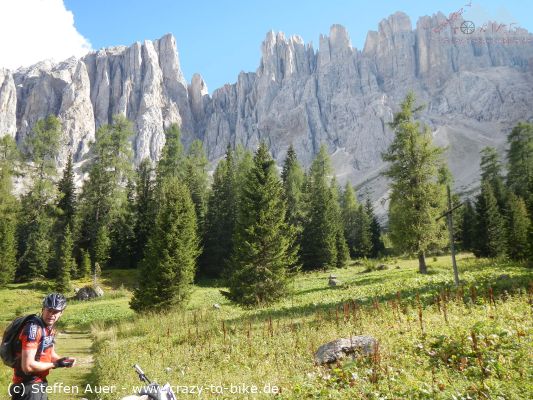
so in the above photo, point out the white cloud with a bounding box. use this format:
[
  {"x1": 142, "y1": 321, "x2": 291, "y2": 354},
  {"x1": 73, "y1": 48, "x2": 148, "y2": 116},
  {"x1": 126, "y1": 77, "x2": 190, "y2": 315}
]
[{"x1": 0, "y1": 0, "x2": 92, "y2": 71}]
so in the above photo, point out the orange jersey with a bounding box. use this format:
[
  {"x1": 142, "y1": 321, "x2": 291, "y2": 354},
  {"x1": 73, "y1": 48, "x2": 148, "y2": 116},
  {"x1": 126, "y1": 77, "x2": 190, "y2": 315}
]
[{"x1": 12, "y1": 318, "x2": 55, "y2": 384}]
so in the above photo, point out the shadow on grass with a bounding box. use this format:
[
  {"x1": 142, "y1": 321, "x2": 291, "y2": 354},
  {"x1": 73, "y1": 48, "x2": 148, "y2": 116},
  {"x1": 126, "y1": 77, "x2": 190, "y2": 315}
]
[{"x1": 224, "y1": 268, "x2": 532, "y2": 325}]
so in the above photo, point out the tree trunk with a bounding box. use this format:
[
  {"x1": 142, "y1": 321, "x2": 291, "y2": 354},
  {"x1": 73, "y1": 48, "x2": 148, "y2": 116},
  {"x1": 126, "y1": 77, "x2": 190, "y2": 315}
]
[{"x1": 418, "y1": 251, "x2": 427, "y2": 274}]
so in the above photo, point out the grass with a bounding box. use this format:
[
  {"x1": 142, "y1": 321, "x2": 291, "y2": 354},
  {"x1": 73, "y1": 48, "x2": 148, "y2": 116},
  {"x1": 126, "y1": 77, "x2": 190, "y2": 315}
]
[{"x1": 0, "y1": 255, "x2": 531, "y2": 399}]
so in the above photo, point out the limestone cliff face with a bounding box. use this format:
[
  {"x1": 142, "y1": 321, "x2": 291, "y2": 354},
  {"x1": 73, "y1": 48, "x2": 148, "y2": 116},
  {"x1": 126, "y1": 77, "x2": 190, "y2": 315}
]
[{"x1": 1, "y1": 12, "x2": 533, "y2": 208}]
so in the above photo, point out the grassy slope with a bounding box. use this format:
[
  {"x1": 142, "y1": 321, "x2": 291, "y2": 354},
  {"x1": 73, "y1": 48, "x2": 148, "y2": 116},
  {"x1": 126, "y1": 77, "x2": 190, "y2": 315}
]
[
  {"x1": 90, "y1": 255, "x2": 531, "y2": 400},
  {"x1": 0, "y1": 255, "x2": 531, "y2": 399}
]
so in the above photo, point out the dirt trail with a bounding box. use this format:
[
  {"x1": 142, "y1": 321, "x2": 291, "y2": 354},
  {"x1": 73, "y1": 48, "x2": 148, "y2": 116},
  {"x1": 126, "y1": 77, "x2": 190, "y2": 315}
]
[{"x1": 51, "y1": 330, "x2": 94, "y2": 399}]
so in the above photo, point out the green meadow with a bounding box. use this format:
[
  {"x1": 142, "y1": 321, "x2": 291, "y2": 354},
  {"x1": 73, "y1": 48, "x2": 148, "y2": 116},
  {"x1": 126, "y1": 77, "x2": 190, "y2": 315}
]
[{"x1": 1, "y1": 254, "x2": 531, "y2": 399}]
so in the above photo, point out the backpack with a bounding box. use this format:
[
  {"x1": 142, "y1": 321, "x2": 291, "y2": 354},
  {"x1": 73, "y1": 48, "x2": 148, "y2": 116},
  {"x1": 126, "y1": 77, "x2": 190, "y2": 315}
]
[{"x1": 1, "y1": 315, "x2": 46, "y2": 368}]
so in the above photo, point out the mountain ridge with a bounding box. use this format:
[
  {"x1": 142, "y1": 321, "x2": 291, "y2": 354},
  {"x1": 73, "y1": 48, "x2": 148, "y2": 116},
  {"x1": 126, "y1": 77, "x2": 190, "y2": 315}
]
[{"x1": 1, "y1": 10, "x2": 532, "y2": 211}]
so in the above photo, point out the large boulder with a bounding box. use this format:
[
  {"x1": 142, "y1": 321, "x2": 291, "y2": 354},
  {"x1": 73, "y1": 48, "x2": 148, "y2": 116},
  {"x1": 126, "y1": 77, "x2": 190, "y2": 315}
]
[
  {"x1": 74, "y1": 285, "x2": 104, "y2": 301},
  {"x1": 314, "y1": 335, "x2": 378, "y2": 365}
]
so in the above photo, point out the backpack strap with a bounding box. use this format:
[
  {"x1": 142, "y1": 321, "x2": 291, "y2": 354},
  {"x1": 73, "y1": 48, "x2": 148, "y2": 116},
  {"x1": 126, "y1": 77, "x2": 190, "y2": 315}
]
[{"x1": 26, "y1": 315, "x2": 47, "y2": 361}]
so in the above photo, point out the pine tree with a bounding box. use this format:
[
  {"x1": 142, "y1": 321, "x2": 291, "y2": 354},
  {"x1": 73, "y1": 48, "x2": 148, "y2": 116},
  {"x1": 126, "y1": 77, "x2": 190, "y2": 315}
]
[
  {"x1": 56, "y1": 225, "x2": 74, "y2": 292},
  {"x1": 301, "y1": 145, "x2": 338, "y2": 269},
  {"x1": 0, "y1": 136, "x2": 19, "y2": 286},
  {"x1": 506, "y1": 122, "x2": 533, "y2": 203},
  {"x1": 505, "y1": 193, "x2": 530, "y2": 260},
  {"x1": 130, "y1": 176, "x2": 199, "y2": 312},
  {"x1": 341, "y1": 183, "x2": 359, "y2": 257},
  {"x1": 227, "y1": 143, "x2": 298, "y2": 305},
  {"x1": 94, "y1": 224, "x2": 111, "y2": 268},
  {"x1": 184, "y1": 140, "x2": 209, "y2": 236},
  {"x1": 382, "y1": 93, "x2": 447, "y2": 273},
  {"x1": 17, "y1": 116, "x2": 61, "y2": 280},
  {"x1": 460, "y1": 199, "x2": 477, "y2": 252},
  {"x1": 200, "y1": 146, "x2": 238, "y2": 278},
  {"x1": 473, "y1": 181, "x2": 507, "y2": 258},
  {"x1": 132, "y1": 158, "x2": 155, "y2": 267},
  {"x1": 365, "y1": 198, "x2": 385, "y2": 257}
]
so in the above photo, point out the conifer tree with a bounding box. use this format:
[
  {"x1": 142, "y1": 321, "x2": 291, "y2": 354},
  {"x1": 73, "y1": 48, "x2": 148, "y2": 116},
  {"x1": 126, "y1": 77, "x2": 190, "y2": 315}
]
[
  {"x1": 17, "y1": 116, "x2": 61, "y2": 280},
  {"x1": 460, "y1": 199, "x2": 477, "y2": 252},
  {"x1": 132, "y1": 158, "x2": 155, "y2": 267},
  {"x1": 200, "y1": 146, "x2": 238, "y2": 278},
  {"x1": 473, "y1": 181, "x2": 507, "y2": 258},
  {"x1": 331, "y1": 178, "x2": 349, "y2": 267},
  {"x1": 78, "y1": 115, "x2": 134, "y2": 268},
  {"x1": 480, "y1": 147, "x2": 507, "y2": 209},
  {"x1": 281, "y1": 145, "x2": 305, "y2": 225},
  {"x1": 505, "y1": 193, "x2": 530, "y2": 260},
  {"x1": 341, "y1": 183, "x2": 359, "y2": 257},
  {"x1": 281, "y1": 145, "x2": 305, "y2": 261},
  {"x1": 353, "y1": 204, "x2": 372, "y2": 258},
  {"x1": 227, "y1": 143, "x2": 298, "y2": 305},
  {"x1": 110, "y1": 179, "x2": 136, "y2": 268},
  {"x1": 0, "y1": 136, "x2": 19, "y2": 286},
  {"x1": 365, "y1": 198, "x2": 385, "y2": 257},
  {"x1": 301, "y1": 145, "x2": 338, "y2": 269},
  {"x1": 130, "y1": 176, "x2": 199, "y2": 312},
  {"x1": 382, "y1": 93, "x2": 447, "y2": 273},
  {"x1": 56, "y1": 225, "x2": 74, "y2": 292},
  {"x1": 57, "y1": 152, "x2": 76, "y2": 232},
  {"x1": 506, "y1": 122, "x2": 533, "y2": 203},
  {"x1": 80, "y1": 248, "x2": 91, "y2": 278},
  {"x1": 156, "y1": 123, "x2": 185, "y2": 183},
  {"x1": 184, "y1": 140, "x2": 209, "y2": 236}
]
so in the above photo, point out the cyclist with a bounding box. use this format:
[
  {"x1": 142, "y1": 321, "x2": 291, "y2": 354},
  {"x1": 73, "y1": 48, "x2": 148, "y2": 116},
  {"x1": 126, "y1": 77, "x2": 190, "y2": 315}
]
[{"x1": 9, "y1": 293, "x2": 76, "y2": 400}]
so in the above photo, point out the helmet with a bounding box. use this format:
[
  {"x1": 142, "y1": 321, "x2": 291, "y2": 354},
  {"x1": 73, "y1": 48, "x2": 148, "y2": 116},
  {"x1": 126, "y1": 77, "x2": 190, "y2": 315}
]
[{"x1": 42, "y1": 293, "x2": 67, "y2": 311}]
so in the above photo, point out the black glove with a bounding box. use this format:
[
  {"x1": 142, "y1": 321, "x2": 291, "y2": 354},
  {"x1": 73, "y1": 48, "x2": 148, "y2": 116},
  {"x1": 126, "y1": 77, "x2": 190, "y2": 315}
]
[{"x1": 54, "y1": 357, "x2": 74, "y2": 368}]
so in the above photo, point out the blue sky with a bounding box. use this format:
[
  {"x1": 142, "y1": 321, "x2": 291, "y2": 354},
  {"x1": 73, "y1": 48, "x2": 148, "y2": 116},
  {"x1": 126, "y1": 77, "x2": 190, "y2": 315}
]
[{"x1": 6, "y1": 1, "x2": 532, "y2": 92}]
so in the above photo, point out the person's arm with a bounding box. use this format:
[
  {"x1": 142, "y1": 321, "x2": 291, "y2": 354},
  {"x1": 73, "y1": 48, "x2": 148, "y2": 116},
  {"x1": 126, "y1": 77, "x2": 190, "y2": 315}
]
[{"x1": 20, "y1": 347, "x2": 55, "y2": 374}]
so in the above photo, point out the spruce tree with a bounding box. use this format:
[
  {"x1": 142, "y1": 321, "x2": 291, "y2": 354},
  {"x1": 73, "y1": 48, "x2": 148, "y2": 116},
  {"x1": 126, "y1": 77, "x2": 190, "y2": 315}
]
[
  {"x1": 353, "y1": 204, "x2": 372, "y2": 258},
  {"x1": 56, "y1": 225, "x2": 74, "y2": 292},
  {"x1": 301, "y1": 145, "x2": 338, "y2": 269},
  {"x1": 200, "y1": 146, "x2": 238, "y2": 278},
  {"x1": 506, "y1": 122, "x2": 533, "y2": 202},
  {"x1": 331, "y1": 178, "x2": 349, "y2": 267},
  {"x1": 80, "y1": 248, "x2": 91, "y2": 278},
  {"x1": 130, "y1": 176, "x2": 199, "y2": 312},
  {"x1": 0, "y1": 136, "x2": 19, "y2": 286},
  {"x1": 365, "y1": 198, "x2": 385, "y2": 257},
  {"x1": 57, "y1": 152, "x2": 76, "y2": 232},
  {"x1": 480, "y1": 147, "x2": 507, "y2": 209},
  {"x1": 382, "y1": 93, "x2": 447, "y2": 273},
  {"x1": 505, "y1": 193, "x2": 530, "y2": 260},
  {"x1": 460, "y1": 199, "x2": 477, "y2": 252},
  {"x1": 281, "y1": 145, "x2": 305, "y2": 229},
  {"x1": 156, "y1": 123, "x2": 185, "y2": 183},
  {"x1": 473, "y1": 181, "x2": 507, "y2": 258},
  {"x1": 184, "y1": 140, "x2": 209, "y2": 236},
  {"x1": 17, "y1": 116, "x2": 61, "y2": 280},
  {"x1": 110, "y1": 179, "x2": 136, "y2": 268},
  {"x1": 132, "y1": 158, "x2": 155, "y2": 267},
  {"x1": 228, "y1": 143, "x2": 298, "y2": 305},
  {"x1": 341, "y1": 183, "x2": 359, "y2": 257},
  {"x1": 78, "y1": 115, "x2": 134, "y2": 268}
]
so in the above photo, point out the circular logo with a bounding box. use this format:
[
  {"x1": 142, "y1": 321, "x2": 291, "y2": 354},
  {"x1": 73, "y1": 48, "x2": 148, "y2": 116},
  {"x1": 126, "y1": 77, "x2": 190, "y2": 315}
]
[{"x1": 460, "y1": 21, "x2": 475, "y2": 34}]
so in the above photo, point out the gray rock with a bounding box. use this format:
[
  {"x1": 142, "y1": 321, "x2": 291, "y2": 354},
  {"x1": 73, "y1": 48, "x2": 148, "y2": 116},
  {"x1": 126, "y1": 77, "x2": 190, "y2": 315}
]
[
  {"x1": 314, "y1": 335, "x2": 378, "y2": 365},
  {"x1": 376, "y1": 264, "x2": 389, "y2": 271},
  {"x1": 328, "y1": 278, "x2": 341, "y2": 287},
  {"x1": 497, "y1": 274, "x2": 511, "y2": 281},
  {"x1": 74, "y1": 285, "x2": 104, "y2": 300}
]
